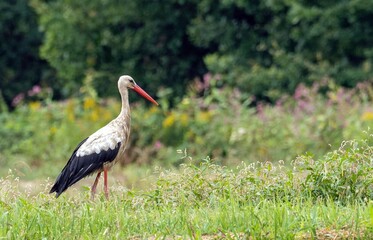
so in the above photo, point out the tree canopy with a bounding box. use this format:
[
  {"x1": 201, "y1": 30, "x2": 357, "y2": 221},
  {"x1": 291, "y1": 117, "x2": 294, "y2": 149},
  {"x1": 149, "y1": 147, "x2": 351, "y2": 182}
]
[
  {"x1": 0, "y1": 0, "x2": 54, "y2": 108},
  {"x1": 1, "y1": 0, "x2": 372, "y2": 107}
]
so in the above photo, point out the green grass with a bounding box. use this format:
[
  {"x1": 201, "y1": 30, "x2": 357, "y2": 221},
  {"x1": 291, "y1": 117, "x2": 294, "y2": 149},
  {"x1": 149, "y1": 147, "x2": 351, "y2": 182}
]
[
  {"x1": 1, "y1": 137, "x2": 372, "y2": 239},
  {"x1": 1, "y1": 193, "x2": 371, "y2": 239}
]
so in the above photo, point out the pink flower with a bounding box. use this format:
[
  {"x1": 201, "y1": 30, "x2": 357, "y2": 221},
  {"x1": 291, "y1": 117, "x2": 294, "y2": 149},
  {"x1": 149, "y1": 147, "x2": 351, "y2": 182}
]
[
  {"x1": 257, "y1": 102, "x2": 266, "y2": 121},
  {"x1": 12, "y1": 93, "x2": 25, "y2": 107},
  {"x1": 154, "y1": 140, "x2": 164, "y2": 150},
  {"x1": 294, "y1": 84, "x2": 307, "y2": 100},
  {"x1": 202, "y1": 73, "x2": 212, "y2": 89},
  {"x1": 203, "y1": 73, "x2": 212, "y2": 83},
  {"x1": 28, "y1": 85, "x2": 42, "y2": 96}
]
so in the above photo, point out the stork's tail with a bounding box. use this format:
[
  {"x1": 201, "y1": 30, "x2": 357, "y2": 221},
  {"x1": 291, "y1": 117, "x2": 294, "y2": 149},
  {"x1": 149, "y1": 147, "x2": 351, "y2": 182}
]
[
  {"x1": 49, "y1": 138, "x2": 121, "y2": 198},
  {"x1": 50, "y1": 138, "x2": 89, "y2": 198},
  {"x1": 49, "y1": 171, "x2": 70, "y2": 198}
]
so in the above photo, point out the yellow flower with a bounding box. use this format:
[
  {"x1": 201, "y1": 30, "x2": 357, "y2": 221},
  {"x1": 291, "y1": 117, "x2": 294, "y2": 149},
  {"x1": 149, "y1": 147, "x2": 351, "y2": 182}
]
[
  {"x1": 197, "y1": 111, "x2": 212, "y2": 123},
  {"x1": 179, "y1": 113, "x2": 189, "y2": 126},
  {"x1": 149, "y1": 105, "x2": 159, "y2": 114},
  {"x1": 83, "y1": 97, "x2": 96, "y2": 110},
  {"x1": 29, "y1": 101, "x2": 41, "y2": 111},
  {"x1": 361, "y1": 111, "x2": 373, "y2": 121},
  {"x1": 163, "y1": 113, "x2": 175, "y2": 128},
  {"x1": 144, "y1": 105, "x2": 159, "y2": 118},
  {"x1": 50, "y1": 126, "x2": 57, "y2": 135},
  {"x1": 66, "y1": 100, "x2": 76, "y2": 121},
  {"x1": 90, "y1": 110, "x2": 99, "y2": 122}
]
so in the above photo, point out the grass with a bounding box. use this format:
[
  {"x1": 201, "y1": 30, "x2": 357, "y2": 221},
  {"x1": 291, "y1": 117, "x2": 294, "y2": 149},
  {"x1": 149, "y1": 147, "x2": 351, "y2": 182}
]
[
  {"x1": 1, "y1": 194, "x2": 371, "y2": 239},
  {"x1": 1, "y1": 137, "x2": 372, "y2": 239}
]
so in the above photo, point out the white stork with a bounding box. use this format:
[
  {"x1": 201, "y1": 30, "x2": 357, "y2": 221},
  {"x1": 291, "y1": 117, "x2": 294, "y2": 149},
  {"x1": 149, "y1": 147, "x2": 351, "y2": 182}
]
[{"x1": 50, "y1": 75, "x2": 158, "y2": 200}]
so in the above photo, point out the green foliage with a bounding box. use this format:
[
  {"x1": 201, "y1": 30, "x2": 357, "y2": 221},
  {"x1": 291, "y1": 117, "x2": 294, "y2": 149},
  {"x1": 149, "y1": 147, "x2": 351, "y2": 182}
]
[
  {"x1": 1, "y1": 81, "x2": 372, "y2": 177},
  {"x1": 0, "y1": 94, "x2": 121, "y2": 178},
  {"x1": 31, "y1": 0, "x2": 206, "y2": 98},
  {"x1": 0, "y1": 0, "x2": 55, "y2": 109},
  {"x1": 26, "y1": 0, "x2": 373, "y2": 102},
  {"x1": 189, "y1": 0, "x2": 373, "y2": 101},
  {"x1": 295, "y1": 138, "x2": 373, "y2": 202},
  {"x1": 150, "y1": 136, "x2": 373, "y2": 206},
  {"x1": 130, "y1": 81, "x2": 373, "y2": 165}
]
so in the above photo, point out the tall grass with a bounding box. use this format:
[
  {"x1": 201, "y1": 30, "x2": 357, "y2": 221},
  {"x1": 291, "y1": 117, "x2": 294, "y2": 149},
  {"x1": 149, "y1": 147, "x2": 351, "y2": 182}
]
[{"x1": 1, "y1": 136, "x2": 372, "y2": 239}]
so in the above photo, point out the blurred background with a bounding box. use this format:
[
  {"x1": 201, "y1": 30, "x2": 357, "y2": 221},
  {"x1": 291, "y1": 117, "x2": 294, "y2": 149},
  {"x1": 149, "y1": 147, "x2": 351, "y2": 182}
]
[{"x1": 0, "y1": 0, "x2": 372, "y2": 180}]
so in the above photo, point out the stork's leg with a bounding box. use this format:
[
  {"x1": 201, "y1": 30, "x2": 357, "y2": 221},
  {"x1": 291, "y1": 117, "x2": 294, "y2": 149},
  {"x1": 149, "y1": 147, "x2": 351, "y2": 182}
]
[
  {"x1": 104, "y1": 166, "x2": 109, "y2": 200},
  {"x1": 91, "y1": 172, "x2": 101, "y2": 200}
]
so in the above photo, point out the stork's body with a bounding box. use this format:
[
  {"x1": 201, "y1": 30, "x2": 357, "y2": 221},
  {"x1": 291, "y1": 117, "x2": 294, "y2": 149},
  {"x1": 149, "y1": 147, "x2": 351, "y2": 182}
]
[{"x1": 50, "y1": 75, "x2": 158, "y2": 199}]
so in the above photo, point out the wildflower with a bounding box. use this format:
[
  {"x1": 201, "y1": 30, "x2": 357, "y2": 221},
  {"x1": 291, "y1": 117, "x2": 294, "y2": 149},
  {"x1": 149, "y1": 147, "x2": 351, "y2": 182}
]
[
  {"x1": 29, "y1": 101, "x2": 41, "y2": 111},
  {"x1": 66, "y1": 100, "x2": 76, "y2": 121},
  {"x1": 294, "y1": 84, "x2": 307, "y2": 100},
  {"x1": 361, "y1": 111, "x2": 373, "y2": 121},
  {"x1": 28, "y1": 85, "x2": 42, "y2": 96},
  {"x1": 163, "y1": 113, "x2": 175, "y2": 128},
  {"x1": 50, "y1": 126, "x2": 57, "y2": 135},
  {"x1": 12, "y1": 93, "x2": 24, "y2": 107},
  {"x1": 179, "y1": 113, "x2": 189, "y2": 126},
  {"x1": 197, "y1": 111, "x2": 212, "y2": 123},
  {"x1": 144, "y1": 105, "x2": 159, "y2": 118},
  {"x1": 90, "y1": 110, "x2": 99, "y2": 122},
  {"x1": 153, "y1": 140, "x2": 163, "y2": 150},
  {"x1": 83, "y1": 97, "x2": 96, "y2": 110},
  {"x1": 195, "y1": 73, "x2": 213, "y2": 92},
  {"x1": 256, "y1": 103, "x2": 266, "y2": 120},
  {"x1": 149, "y1": 105, "x2": 159, "y2": 114}
]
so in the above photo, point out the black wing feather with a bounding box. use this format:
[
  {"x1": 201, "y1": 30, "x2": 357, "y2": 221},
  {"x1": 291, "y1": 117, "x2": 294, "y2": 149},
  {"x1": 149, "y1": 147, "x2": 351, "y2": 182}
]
[{"x1": 50, "y1": 138, "x2": 121, "y2": 197}]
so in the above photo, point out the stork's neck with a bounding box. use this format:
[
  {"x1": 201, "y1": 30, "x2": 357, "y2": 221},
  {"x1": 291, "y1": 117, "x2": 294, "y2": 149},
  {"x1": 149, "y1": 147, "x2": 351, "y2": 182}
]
[{"x1": 118, "y1": 88, "x2": 130, "y2": 119}]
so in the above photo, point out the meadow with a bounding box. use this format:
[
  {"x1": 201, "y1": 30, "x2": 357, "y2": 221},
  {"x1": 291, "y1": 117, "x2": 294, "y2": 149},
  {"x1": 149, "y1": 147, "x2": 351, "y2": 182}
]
[
  {"x1": 0, "y1": 81, "x2": 373, "y2": 239},
  {"x1": 1, "y1": 137, "x2": 373, "y2": 239},
  {"x1": 2, "y1": 1, "x2": 373, "y2": 238}
]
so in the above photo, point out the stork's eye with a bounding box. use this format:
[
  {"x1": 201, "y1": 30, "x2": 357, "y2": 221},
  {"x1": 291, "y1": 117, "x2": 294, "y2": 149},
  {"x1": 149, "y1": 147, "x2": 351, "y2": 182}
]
[{"x1": 129, "y1": 79, "x2": 134, "y2": 84}]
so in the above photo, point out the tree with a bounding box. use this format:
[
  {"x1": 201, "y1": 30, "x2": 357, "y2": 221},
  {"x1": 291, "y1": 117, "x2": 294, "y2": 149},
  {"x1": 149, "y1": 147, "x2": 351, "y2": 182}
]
[
  {"x1": 0, "y1": 0, "x2": 54, "y2": 109},
  {"x1": 32, "y1": 0, "x2": 207, "y2": 98},
  {"x1": 189, "y1": 0, "x2": 373, "y2": 100},
  {"x1": 31, "y1": 0, "x2": 373, "y2": 102}
]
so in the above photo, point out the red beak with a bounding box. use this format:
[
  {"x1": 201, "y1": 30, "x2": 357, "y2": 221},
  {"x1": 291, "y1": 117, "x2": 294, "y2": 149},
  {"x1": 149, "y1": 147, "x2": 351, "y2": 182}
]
[{"x1": 133, "y1": 85, "x2": 159, "y2": 105}]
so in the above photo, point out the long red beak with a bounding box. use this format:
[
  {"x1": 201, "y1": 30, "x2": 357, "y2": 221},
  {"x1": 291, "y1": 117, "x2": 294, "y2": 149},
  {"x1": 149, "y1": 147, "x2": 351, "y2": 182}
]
[{"x1": 133, "y1": 85, "x2": 159, "y2": 105}]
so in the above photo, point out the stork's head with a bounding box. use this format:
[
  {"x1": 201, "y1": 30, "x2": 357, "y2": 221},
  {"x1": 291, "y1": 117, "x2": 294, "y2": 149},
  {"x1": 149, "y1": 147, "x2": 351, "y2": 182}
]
[{"x1": 118, "y1": 75, "x2": 159, "y2": 105}]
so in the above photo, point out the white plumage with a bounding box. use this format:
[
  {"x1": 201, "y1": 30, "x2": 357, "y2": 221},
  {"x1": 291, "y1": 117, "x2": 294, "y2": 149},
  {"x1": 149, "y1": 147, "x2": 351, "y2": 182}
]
[
  {"x1": 50, "y1": 75, "x2": 158, "y2": 200},
  {"x1": 76, "y1": 123, "x2": 128, "y2": 157}
]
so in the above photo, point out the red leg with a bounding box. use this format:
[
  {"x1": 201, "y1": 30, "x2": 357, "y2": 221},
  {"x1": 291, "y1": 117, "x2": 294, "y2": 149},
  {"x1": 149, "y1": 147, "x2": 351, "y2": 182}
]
[
  {"x1": 91, "y1": 172, "x2": 101, "y2": 200},
  {"x1": 104, "y1": 167, "x2": 109, "y2": 200}
]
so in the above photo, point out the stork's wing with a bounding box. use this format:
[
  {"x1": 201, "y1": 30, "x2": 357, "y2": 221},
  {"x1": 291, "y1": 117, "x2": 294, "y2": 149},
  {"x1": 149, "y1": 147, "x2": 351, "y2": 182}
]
[
  {"x1": 76, "y1": 126, "x2": 125, "y2": 157},
  {"x1": 49, "y1": 134, "x2": 122, "y2": 198}
]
